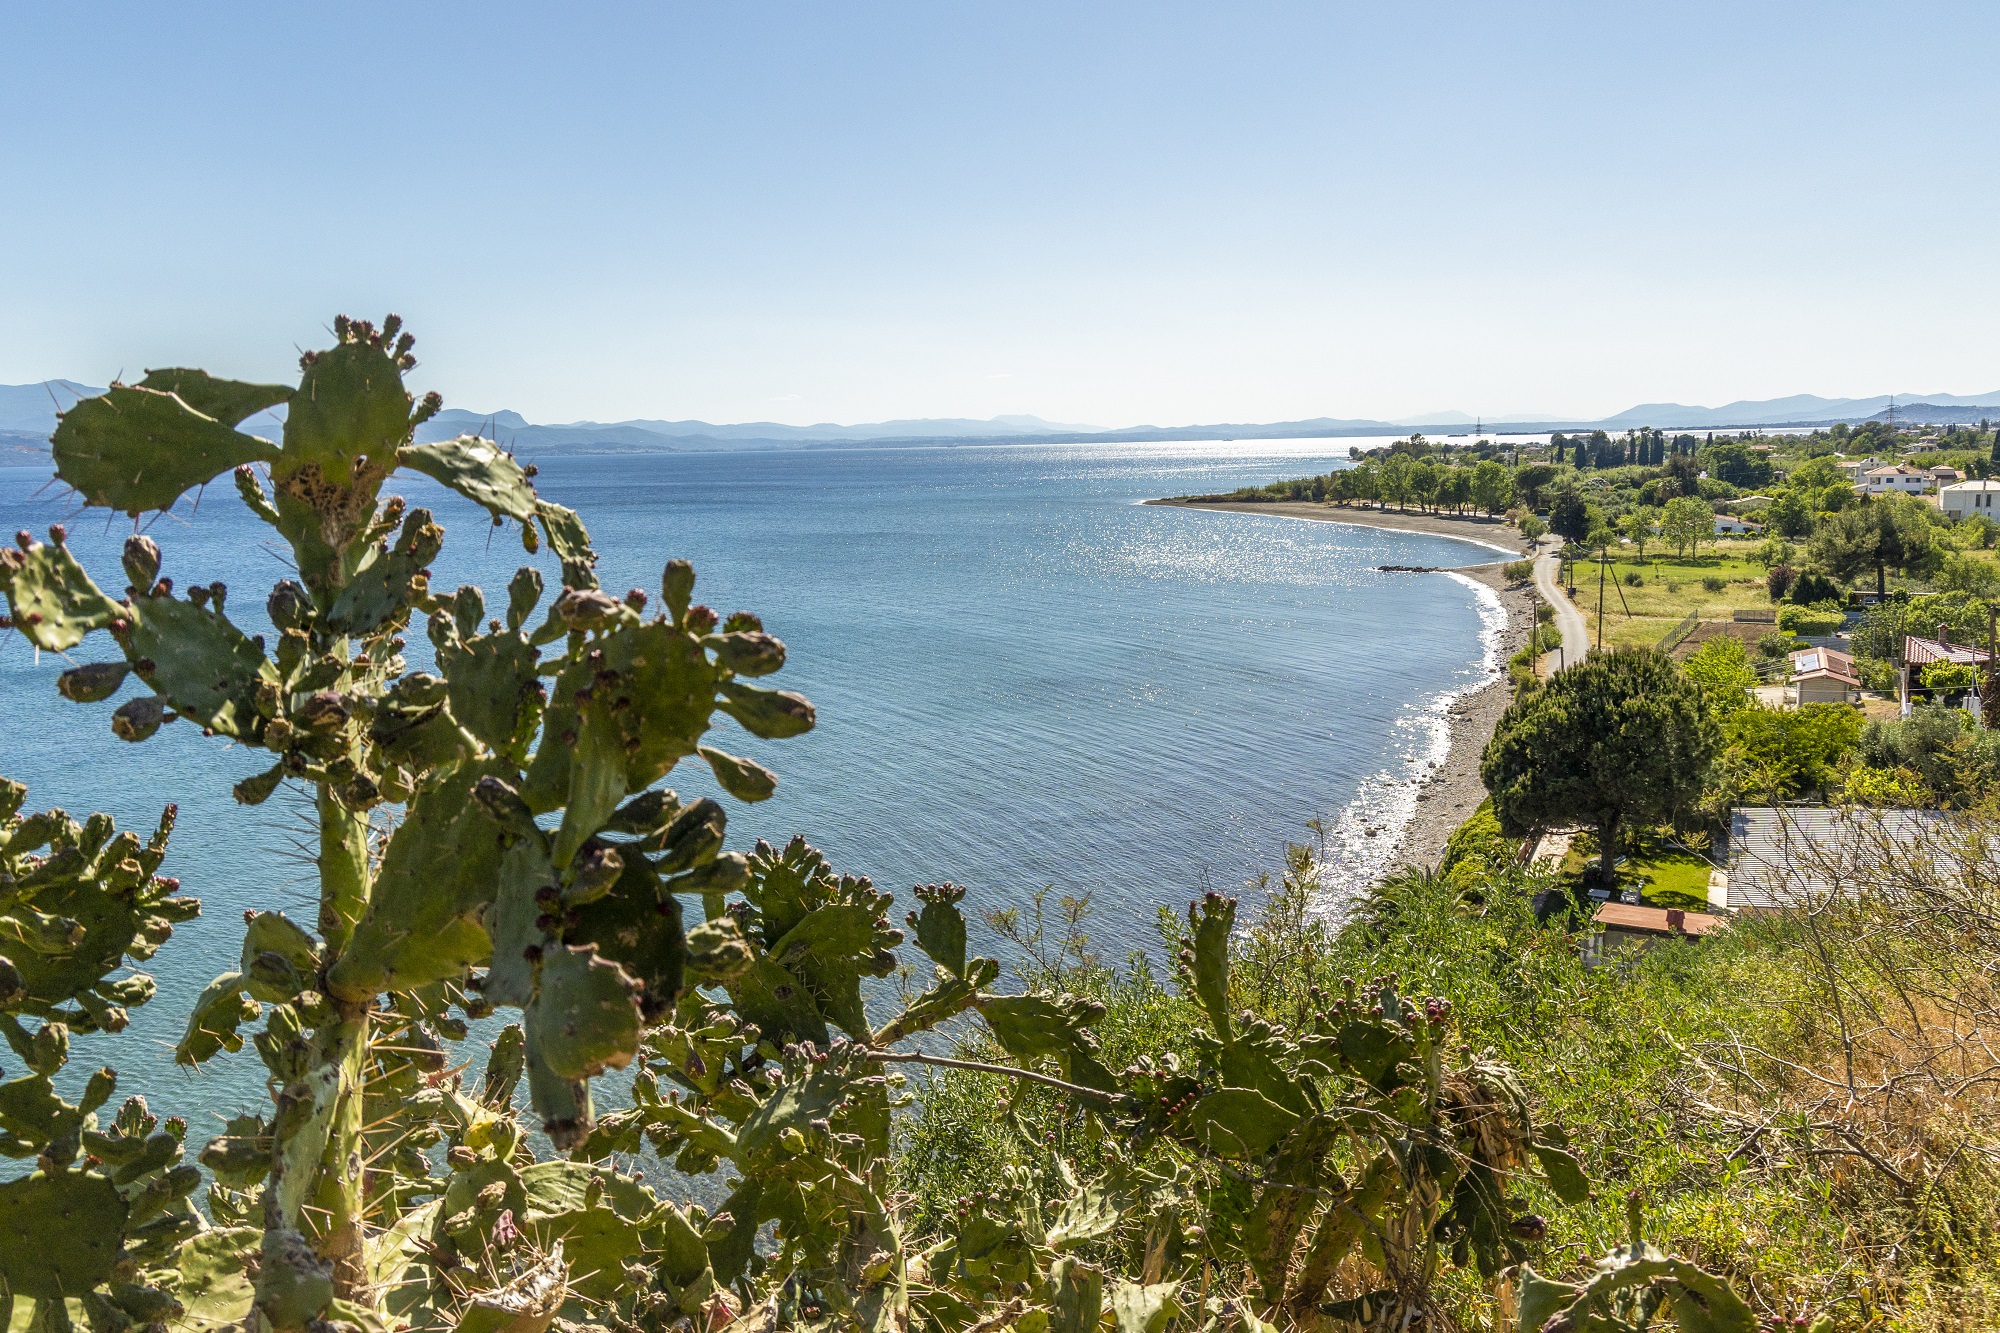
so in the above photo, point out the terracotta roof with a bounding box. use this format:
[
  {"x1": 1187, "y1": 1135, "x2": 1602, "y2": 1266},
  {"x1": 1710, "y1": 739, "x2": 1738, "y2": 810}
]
[
  {"x1": 1592, "y1": 902, "x2": 1724, "y2": 936},
  {"x1": 1789, "y1": 646, "x2": 1853, "y2": 670},
  {"x1": 1789, "y1": 647, "x2": 1859, "y2": 685},
  {"x1": 1865, "y1": 464, "x2": 1927, "y2": 477},
  {"x1": 1904, "y1": 635, "x2": 1991, "y2": 667}
]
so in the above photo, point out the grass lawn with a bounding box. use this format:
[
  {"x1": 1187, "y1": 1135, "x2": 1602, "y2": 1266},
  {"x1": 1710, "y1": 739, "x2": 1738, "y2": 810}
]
[
  {"x1": 1625, "y1": 851, "x2": 1715, "y2": 909},
  {"x1": 1556, "y1": 833, "x2": 1716, "y2": 911},
  {"x1": 1560, "y1": 544, "x2": 1773, "y2": 650}
]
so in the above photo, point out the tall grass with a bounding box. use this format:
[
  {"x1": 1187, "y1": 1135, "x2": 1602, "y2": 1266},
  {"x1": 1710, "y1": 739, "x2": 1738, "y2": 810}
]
[{"x1": 896, "y1": 837, "x2": 2000, "y2": 1328}]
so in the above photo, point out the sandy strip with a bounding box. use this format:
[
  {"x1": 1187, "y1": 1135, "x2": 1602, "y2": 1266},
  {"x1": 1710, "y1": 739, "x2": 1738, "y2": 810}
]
[
  {"x1": 1391, "y1": 562, "x2": 1535, "y2": 871},
  {"x1": 1144, "y1": 497, "x2": 1533, "y2": 558}
]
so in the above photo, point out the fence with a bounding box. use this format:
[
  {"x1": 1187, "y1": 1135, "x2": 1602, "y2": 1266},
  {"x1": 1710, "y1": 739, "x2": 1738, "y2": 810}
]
[{"x1": 1657, "y1": 610, "x2": 1701, "y2": 653}]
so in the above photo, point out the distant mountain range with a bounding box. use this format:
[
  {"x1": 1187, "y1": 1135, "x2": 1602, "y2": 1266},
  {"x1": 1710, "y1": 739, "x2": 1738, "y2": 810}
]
[{"x1": 5, "y1": 381, "x2": 2000, "y2": 456}]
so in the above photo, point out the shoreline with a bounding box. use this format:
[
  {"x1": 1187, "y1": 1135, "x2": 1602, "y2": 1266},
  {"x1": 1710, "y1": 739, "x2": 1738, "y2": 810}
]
[
  {"x1": 1148, "y1": 496, "x2": 1534, "y2": 882},
  {"x1": 1389, "y1": 561, "x2": 1533, "y2": 871},
  {"x1": 1145, "y1": 496, "x2": 1532, "y2": 556}
]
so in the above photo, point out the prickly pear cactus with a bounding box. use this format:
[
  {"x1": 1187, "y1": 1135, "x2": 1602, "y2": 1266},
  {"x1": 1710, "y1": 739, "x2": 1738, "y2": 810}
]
[
  {"x1": 0, "y1": 783, "x2": 202, "y2": 1333},
  {"x1": 5, "y1": 317, "x2": 828, "y2": 1327}
]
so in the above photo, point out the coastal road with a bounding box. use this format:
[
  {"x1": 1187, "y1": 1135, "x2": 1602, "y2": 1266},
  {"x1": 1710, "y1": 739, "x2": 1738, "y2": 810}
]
[{"x1": 1533, "y1": 536, "x2": 1590, "y2": 673}]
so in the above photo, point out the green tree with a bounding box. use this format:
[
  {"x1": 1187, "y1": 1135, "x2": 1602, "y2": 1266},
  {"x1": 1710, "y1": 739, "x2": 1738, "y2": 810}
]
[
  {"x1": 1620, "y1": 505, "x2": 1658, "y2": 559},
  {"x1": 1471, "y1": 457, "x2": 1512, "y2": 514},
  {"x1": 1751, "y1": 536, "x2": 1796, "y2": 569},
  {"x1": 1439, "y1": 465, "x2": 1474, "y2": 514},
  {"x1": 1810, "y1": 495, "x2": 1939, "y2": 596},
  {"x1": 1515, "y1": 461, "x2": 1557, "y2": 509},
  {"x1": 1717, "y1": 702, "x2": 1864, "y2": 801},
  {"x1": 1481, "y1": 647, "x2": 1720, "y2": 878},
  {"x1": 1379, "y1": 451, "x2": 1415, "y2": 510},
  {"x1": 1703, "y1": 438, "x2": 1774, "y2": 488},
  {"x1": 1410, "y1": 458, "x2": 1441, "y2": 511},
  {"x1": 1660, "y1": 495, "x2": 1713, "y2": 558},
  {"x1": 1937, "y1": 550, "x2": 2000, "y2": 598},
  {"x1": 1859, "y1": 703, "x2": 2000, "y2": 803},
  {"x1": 1763, "y1": 489, "x2": 1816, "y2": 538},
  {"x1": 1683, "y1": 636, "x2": 1758, "y2": 708},
  {"x1": 1549, "y1": 482, "x2": 1591, "y2": 543}
]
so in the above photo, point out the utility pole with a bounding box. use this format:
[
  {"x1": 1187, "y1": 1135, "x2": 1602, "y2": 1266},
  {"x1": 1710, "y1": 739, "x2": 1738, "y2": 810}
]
[
  {"x1": 1986, "y1": 604, "x2": 1999, "y2": 730},
  {"x1": 1597, "y1": 545, "x2": 1608, "y2": 652}
]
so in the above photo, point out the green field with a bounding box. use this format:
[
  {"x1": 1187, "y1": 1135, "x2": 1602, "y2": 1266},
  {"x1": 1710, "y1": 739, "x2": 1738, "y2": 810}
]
[{"x1": 1559, "y1": 544, "x2": 1773, "y2": 651}]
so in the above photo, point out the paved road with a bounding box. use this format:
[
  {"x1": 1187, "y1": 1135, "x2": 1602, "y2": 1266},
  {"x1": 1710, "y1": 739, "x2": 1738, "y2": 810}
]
[{"x1": 1533, "y1": 536, "x2": 1590, "y2": 673}]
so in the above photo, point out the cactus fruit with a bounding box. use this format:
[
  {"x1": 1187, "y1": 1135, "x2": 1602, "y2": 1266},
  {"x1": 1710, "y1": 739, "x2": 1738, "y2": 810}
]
[{"x1": 56, "y1": 660, "x2": 129, "y2": 703}]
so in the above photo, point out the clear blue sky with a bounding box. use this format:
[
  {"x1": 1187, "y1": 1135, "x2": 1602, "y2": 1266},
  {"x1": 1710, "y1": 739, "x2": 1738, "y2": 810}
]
[{"x1": 3, "y1": 3, "x2": 1996, "y2": 427}]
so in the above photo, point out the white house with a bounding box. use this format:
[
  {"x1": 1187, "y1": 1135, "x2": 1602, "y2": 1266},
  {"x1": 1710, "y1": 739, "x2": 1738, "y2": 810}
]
[
  {"x1": 1862, "y1": 463, "x2": 1931, "y2": 494},
  {"x1": 1713, "y1": 515, "x2": 1762, "y2": 535},
  {"x1": 1939, "y1": 479, "x2": 2000, "y2": 519},
  {"x1": 1834, "y1": 458, "x2": 1876, "y2": 480}
]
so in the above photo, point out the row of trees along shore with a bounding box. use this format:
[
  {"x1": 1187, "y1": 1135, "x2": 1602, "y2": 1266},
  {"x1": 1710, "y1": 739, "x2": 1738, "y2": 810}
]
[{"x1": 1204, "y1": 425, "x2": 2000, "y2": 687}]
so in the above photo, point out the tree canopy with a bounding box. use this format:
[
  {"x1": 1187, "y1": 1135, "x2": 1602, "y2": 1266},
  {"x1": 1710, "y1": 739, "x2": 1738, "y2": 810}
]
[
  {"x1": 1480, "y1": 647, "x2": 1720, "y2": 877},
  {"x1": 1810, "y1": 496, "x2": 1938, "y2": 596}
]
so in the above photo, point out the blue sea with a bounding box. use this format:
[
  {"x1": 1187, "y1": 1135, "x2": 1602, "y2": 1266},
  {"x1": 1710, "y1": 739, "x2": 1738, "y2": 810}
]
[{"x1": 0, "y1": 437, "x2": 1508, "y2": 1122}]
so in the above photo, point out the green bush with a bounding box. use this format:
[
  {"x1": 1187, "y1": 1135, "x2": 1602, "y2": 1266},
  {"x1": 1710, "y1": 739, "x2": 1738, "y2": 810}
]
[
  {"x1": 1504, "y1": 558, "x2": 1536, "y2": 583},
  {"x1": 1701, "y1": 575, "x2": 1727, "y2": 593},
  {"x1": 1776, "y1": 603, "x2": 1842, "y2": 636},
  {"x1": 1439, "y1": 797, "x2": 1517, "y2": 873}
]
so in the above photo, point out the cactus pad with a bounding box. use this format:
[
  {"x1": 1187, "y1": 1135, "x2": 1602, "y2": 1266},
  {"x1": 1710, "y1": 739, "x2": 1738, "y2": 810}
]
[
  {"x1": 442, "y1": 630, "x2": 542, "y2": 755},
  {"x1": 530, "y1": 946, "x2": 642, "y2": 1080},
  {"x1": 564, "y1": 855, "x2": 684, "y2": 1020},
  {"x1": 0, "y1": 538, "x2": 123, "y2": 652},
  {"x1": 281, "y1": 338, "x2": 414, "y2": 481},
  {"x1": 330, "y1": 759, "x2": 513, "y2": 1000},
  {"x1": 0, "y1": 1170, "x2": 128, "y2": 1298},
  {"x1": 400, "y1": 436, "x2": 540, "y2": 524},
  {"x1": 125, "y1": 594, "x2": 277, "y2": 739},
  {"x1": 323, "y1": 508, "x2": 444, "y2": 635},
  {"x1": 136, "y1": 369, "x2": 291, "y2": 426},
  {"x1": 522, "y1": 622, "x2": 719, "y2": 817},
  {"x1": 52, "y1": 384, "x2": 281, "y2": 514}
]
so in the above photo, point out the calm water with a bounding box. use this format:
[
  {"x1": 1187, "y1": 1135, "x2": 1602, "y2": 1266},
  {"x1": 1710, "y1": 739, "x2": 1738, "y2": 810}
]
[{"x1": 0, "y1": 437, "x2": 1506, "y2": 1118}]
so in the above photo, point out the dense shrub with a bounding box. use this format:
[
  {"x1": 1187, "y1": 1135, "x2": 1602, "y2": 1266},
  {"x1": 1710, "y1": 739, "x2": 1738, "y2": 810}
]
[
  {"x1": 1786, "y1": 567, "x2": 1843, "y2": 605},
  {"x1": 1777, "y1": 603, "x2": 1843, "y2": 636}
]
